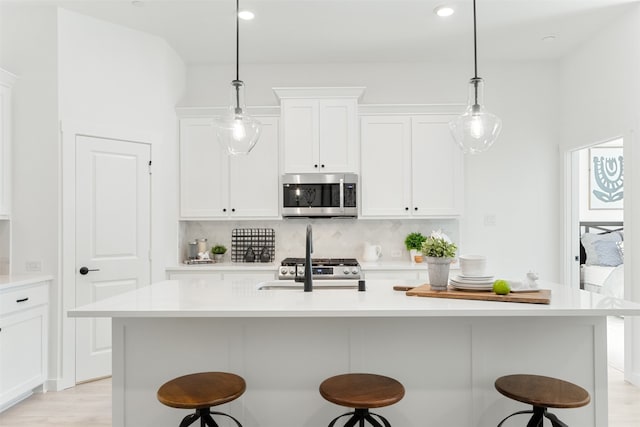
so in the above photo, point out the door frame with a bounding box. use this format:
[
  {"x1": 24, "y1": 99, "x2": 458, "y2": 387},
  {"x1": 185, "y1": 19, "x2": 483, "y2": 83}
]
[
  {"x1": 59, "y1": 121, "x2": 157, "y2": 390},
  {"x1": 563, "y1": 131, "x2": 638, "y2": 386}
]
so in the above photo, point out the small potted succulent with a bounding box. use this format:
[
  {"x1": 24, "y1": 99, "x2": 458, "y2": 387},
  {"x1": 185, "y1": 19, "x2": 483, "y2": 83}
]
[
  {"x1": 404, "y1": 232, "x2": 426, "y2": 263},
  {"x1": 211, "y1": 244, "x2": 227, "y2": 262},
  {"x1": 421, "y1": 230, "x2": 457, "y2": 290}
]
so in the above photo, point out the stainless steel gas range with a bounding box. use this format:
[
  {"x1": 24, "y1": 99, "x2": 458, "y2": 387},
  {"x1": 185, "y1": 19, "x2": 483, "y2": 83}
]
[{"x1": 278, "y1": 258, "x2": 361, "y2": 281}]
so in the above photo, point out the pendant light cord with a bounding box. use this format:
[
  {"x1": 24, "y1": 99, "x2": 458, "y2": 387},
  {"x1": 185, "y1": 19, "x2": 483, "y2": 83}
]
[
  {"x1": 472, "y1": 0, "x2": 479, "y2": 106},
  {"x1": 473, "y1": 0, "x2": 478, "y2": 79},
  {"x1": 234, "y1": 0, "x2": 241, "y2": 112},
  {"x1": 235, "y1": 0, "x2": 240, "y2": 82}
]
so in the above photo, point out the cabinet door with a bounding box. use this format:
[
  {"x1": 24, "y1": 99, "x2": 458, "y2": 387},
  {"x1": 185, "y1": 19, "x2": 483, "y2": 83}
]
[
  {"x1": 411, "y1": 115, "x2": 463, "y2": 216},
  {"x1": 281, "y1": 99, "x2": 319, "y2": 173},
  {"x1": 229, "y1": 117, "x2": 280, "y2": 218},
  {"x1": 180, "y1": 118, "x2": 229, "y2": 218},
  {"x1": 318, "y1": 99, "x2": 358, "y2": 173},
  {"x1": 360, "y1": 116, "x2": 412, "y2": 217},
  {"x1": 0, "y1": 305, "x2": 47, "y2": 408}
]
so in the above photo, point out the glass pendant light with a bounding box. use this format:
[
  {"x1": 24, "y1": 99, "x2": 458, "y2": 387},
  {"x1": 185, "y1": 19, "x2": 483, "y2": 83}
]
[
  {"x1": 449, "y1": 0, "x2": 502, "y2": 154},
  {"x1": 215, "y1": 0, "x2": 261, "y2": 156}
]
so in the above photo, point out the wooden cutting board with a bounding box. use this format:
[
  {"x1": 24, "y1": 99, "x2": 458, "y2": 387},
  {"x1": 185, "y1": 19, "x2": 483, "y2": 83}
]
[{"x1": 404, "y1": 284, "x2": 551, "y2": 304}]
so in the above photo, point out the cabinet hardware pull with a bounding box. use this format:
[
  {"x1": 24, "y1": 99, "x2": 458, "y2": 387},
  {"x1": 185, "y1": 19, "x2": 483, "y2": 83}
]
[
  {"x1": 231, "y1": 208, "x2": 236, "y2": 212},
  {"x1": 405, "y1": 207, "x2": 409, "y2": 211},
  {"x1": 223, "y1": 208, "x2": 227, "y2": 212},
  {"x1": 314, "y1": 164, "x2": 318, "y2": 168},
  {"x1": 414, "y1": 207, "x2": 418, "y2": 211},
  {"x1": 16, "y1": 297, "x2": 29, "y2": 303},
  {"x1": 321, "y1": 164, "x2": 325, "y2": 168}
]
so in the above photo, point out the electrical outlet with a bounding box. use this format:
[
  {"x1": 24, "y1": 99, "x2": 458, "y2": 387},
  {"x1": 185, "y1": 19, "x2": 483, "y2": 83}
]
[
  {"x1": 25, "y1": 261, "x2": 42, "y2": 272},
  {"x1": 484, "y1": 214, "x2": 496, "y2": 226}
]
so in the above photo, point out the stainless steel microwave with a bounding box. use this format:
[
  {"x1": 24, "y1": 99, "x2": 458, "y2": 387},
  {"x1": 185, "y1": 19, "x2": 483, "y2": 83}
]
[{"x1": 281, "y1": 173, "x2": 358, "y2": 218}]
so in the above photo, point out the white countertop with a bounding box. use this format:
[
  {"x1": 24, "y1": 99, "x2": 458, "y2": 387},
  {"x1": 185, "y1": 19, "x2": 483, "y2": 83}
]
[
  {"x1": 0, "y1": 274, "x2": 54, "y2": 290},
  {"x1": 68, "y1": 278, "x2": 640, "y2": 318}
]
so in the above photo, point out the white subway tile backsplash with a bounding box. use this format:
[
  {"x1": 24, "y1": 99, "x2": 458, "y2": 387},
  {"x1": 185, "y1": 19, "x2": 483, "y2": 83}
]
[{"x1": 181, "y1": 219, "x2": 459, "y2": 264}]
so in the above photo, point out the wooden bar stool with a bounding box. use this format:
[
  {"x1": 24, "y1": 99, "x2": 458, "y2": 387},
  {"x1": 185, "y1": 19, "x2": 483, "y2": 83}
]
[
  {"x1": 157, "y1": 372, "x2": 246, "y2": 427},
  {"x1": 319, "y1": 373, "x2": 405, "y2": 427},
  {"x1": 494, "y1": 374, "x2": 590, "y2": 427}
]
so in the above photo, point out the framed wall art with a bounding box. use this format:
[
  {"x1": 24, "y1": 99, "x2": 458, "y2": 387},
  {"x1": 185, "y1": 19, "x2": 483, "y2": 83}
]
[{"x1": 589, "y1": 146, "x2": 623, "y2": 210}]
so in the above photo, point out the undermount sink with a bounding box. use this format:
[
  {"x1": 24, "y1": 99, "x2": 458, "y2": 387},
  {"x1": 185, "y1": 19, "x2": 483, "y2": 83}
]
[{"x1": 257, "y1": 280, "x2": 359, "y2": 291}]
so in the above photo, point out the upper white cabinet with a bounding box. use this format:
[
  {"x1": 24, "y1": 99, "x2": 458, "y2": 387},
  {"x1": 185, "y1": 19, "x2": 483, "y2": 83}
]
[
  {"x1": 274, "y1": 87, "x2": 364, "y2": 174},
  {"x1": 360, "y1": 114, "x2": 463, "y2": 218},
  {"x1": 0, "y1": 69, "x2": 16, "y2": 220},
  {"x1": 180, "y1": 116, "x2": 280, "y2": 219}
]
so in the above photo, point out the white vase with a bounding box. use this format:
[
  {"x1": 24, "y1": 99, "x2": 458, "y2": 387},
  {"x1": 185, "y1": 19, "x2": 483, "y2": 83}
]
[{"x1": 426, "y1": 256, "x2": 453, "y2": 290}]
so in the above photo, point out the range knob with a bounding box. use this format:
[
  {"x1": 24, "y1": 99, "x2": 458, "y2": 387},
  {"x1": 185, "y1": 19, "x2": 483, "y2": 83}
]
[
  {"x1": 351, "y1": 267, "x2": 359, "y2": 274},
  {"x1": 343, "y1": 268, "x2": 350, "y2": 275},
  {"x1": 289, "y1": 267, "x2": 295, "y2": 275},
  {"x1": 280, "y1": 267, "x2": 289, "y2": 275}
]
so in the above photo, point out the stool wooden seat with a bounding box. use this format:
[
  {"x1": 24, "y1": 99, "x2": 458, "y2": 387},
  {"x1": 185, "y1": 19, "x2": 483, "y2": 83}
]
[
  {"x1": 320, "y1": 373, "x2": 405, "y2": 427},
  {"x1": 157, "y1": 372, "x2": 245, "y2": 427},
  {"x1": 495, "y1": 374, "x2": 590, "y2": 427}
]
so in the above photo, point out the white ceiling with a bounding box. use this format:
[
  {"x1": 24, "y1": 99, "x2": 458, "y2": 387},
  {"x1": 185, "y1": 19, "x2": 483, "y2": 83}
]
[{"x1": 24, "y1": 0, "x2": 640, "y2": 64}]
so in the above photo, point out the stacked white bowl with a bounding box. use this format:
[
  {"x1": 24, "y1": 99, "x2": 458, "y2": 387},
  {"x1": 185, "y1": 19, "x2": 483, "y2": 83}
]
[
  {"x1": 458, "y1": 255, "x2": 487, "y2": 277},
  {"x1": 450, "y1": 255, "x2": 493, "y2": 290}
]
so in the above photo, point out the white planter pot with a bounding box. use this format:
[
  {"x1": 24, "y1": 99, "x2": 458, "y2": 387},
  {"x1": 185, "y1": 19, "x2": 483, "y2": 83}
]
[{"x1": 425, "y1": 256, "x2": 453, "y2": 290}]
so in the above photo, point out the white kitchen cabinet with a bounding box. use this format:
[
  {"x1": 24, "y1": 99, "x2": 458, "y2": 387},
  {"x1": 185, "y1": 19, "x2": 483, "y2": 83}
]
[
  {"x1": 274, "y1": 88, "x2": 364, "y2": 174},
  {"x1": 180, "y1": 116, "x2": 280, "y2": 219},
  {"x1": 0, "y1": 69, "x2": 16, "y2": 220},
  {"x1": 360, "y1": 114, "x2": 463, "y2": 218},
  {"x1": 0, "y1": 279, "x2": 49, "y2": 412}
]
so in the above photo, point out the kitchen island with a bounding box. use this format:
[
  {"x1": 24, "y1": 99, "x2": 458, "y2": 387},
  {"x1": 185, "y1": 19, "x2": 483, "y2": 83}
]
[{"x1": 69, "y1": 278, "x2": 640, "y2": 427}]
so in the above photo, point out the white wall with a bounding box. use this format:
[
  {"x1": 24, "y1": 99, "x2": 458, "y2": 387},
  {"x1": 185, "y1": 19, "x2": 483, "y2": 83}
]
[
  {"x1": 1, "y1": 4, "x2": 186, "y2": 389},
  {"x1": 58, "y1": 8, "x2": 186, "y2": 282},
  {"x1": 56, "y1": 8, "x2": 186, "y2": 388},
  {"x1": 560, "y1": 4, "x2": 640, "y2": 385},
  {"x1": 183, "y1": 61, "x2": 561, "y2": 280},
  {"x1": 0, "y1": 0, "x2": 61, "y2": 388}
]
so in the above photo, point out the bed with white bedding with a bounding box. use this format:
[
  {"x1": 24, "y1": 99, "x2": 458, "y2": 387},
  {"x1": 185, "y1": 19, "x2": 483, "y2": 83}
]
[{"x1": 580, "y1": 222, "x2": 624, "y2": 298}]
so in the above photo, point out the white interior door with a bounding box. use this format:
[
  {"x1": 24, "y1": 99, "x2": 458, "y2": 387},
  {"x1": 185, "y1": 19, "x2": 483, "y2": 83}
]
[{"x1": 75, "y1": 135, "x2": 151, "y2": 383}]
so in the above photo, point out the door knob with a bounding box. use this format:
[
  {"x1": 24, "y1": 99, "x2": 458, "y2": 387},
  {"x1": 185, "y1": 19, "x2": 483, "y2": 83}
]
[{"x1": 79, "y1": 266, "x2": 100, "y2": 275}]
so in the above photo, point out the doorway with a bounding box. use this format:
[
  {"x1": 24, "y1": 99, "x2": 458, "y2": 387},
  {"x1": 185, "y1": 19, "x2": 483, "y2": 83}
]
[
  {"x1": 566, "y1": 137, "x2": 624, "y2": 372},
  {"x1": 74, "y1": 135, "x2": 151, "y2": 383}
]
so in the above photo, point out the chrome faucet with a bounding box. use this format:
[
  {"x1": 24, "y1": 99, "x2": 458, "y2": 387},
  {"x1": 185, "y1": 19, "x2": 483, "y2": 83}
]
[{"x1": 304, "y1": 224, "x2": 313, "y2": 292}]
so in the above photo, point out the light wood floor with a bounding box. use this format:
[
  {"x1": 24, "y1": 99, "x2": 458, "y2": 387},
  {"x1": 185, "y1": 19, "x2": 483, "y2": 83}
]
[{"x1": 0, "y1": 366, "x2": 639, "y2": 427}]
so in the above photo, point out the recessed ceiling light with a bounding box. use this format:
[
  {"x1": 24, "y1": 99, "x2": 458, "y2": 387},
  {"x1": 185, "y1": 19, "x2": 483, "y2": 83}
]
[
  {"x1": 131, "y1": 0, "x2": 144, "y2": 7},
  {"x1": 542, "y1": 35, "x2": 557, "y2": 42},
  {"x1": 434, "y1": 5, "x2": 455, "y2": 17},
  {"x1": 238, "y1": 10, "x2": 255, "y2": 20}
]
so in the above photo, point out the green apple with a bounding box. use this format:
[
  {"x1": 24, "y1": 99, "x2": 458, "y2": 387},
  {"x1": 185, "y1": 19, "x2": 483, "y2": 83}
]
[{"x1": 493, "y1": 279, "x2": 511, "y2": 295}]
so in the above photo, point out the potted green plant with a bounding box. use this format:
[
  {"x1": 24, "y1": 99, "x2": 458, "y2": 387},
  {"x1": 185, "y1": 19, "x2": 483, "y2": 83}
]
[
  {"x1": 211, "y1": 244, "x2": 227, "y2": 262},
  {"x1": 421, "y1": 230, "x2": 457, "y2": 291},
  {"x1": 404, "y1": 232, "x2": 426, "y2": 263}
]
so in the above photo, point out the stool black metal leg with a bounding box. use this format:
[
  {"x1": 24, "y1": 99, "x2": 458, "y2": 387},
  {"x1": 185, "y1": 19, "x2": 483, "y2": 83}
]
[
  {"x1": 544, "y1": 411, "x2": 569, "y2": 427},
  {"x1": 178, "y1": 412, "x2": 200, "y2": 427},
  {"x1": 526, "y1": 407, "x2": 545, "y2": 427},
  {"x1": 327, "y1": 409, "x2": 392, "y2": 427},
  {"x1": 497, "y1": 410, "x2": 533, "y2": 427},
  {"x1": 366, "y1": 412, "x2": 391, "y2": 427},
  {"x1": 209, "y1": 410, "x2": 244, "y2": 427},
  {"x1": 200, "y1": 411, "x2": 219, "y2": 427}
]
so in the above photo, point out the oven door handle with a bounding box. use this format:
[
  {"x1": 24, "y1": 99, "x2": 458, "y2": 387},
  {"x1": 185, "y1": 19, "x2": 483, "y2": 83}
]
[{"x1": 339, "y1": 178, "x2": 344, "y2": 212}]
